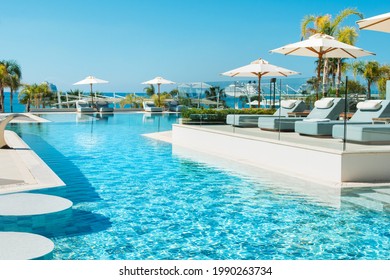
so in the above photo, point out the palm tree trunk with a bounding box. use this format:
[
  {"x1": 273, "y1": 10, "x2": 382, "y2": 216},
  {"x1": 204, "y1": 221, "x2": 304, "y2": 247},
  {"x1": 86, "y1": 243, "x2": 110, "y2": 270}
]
[
  {"x1": 336, "y1": 58, "x2": 341, "y2": 97},
  {"x1": 322, "y1": 59, "x2": 329, "y2": 97},
  {"x1": 0, "y1": 88, "x2": 4, "y2": 113},
  {"x1": 367, "y1": 80, "x2": 371, "y2": 99},
  {"x1": 10, "y1": 90, "x2": 13, "y2": 112}
]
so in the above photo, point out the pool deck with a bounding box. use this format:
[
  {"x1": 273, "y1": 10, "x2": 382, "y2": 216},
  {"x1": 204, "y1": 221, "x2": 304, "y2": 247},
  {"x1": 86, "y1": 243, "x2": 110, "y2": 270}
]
[
  {"x1": 0, "y1": 114, "x2": 64, "y2": 194},
  {"x1": 146, "y1": 123, "x2": 390, "y2": 188},
  {"x1": 0, "y1": 114, "x2": 68, "y2": 260}
]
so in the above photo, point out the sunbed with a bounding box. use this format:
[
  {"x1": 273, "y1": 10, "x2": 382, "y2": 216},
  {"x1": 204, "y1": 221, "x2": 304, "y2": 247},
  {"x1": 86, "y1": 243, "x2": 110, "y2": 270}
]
[
  {"x1": 295, "y1": 100, "x2": 390, "y2": 136},
  {"x1": 332, "y1": 124, "x2": 390, "y2": 144},
  {"x1": 76, "y1": 100, "x2": 94, "y2": 113},
  {"x1": 226, "y1": 100, "x2": 306, "y2": 127},
  {"x1": 96, "y1": 101, "x2": 114, "y2": 113},
  {"x1": 143, "y1": 101, "x2": 163, "y2": 112},
  {"x1": 258, "y1": 97, "x2": 345, "y2": 132}
]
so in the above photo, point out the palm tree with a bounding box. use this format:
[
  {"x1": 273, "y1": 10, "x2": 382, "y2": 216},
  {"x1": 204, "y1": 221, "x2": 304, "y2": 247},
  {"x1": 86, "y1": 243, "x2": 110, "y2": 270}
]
[
  {"x1": 18, "y1": 83, "x2": 51, "y2": 112},
  {"x1": 362, "y1": 61, "x2": 381, "y2": 99},
  {"x1": 378, "y1": 65, "x2": 390, "y2": 98},
  {"x1": 0, "y1": 60, "x2": 22, "y2": 113},
  {"x1": 19, "y1": 84, "x2": 38, "y2": 112},
  {"x1": 350, "y1": 60, "x2": 365, "y2": 81},
  {"x1": 144, "y1": 85, "x2": 155, "y2": 97},
  {"x1": 301, "y1": 8, "x2": 363, "y2": 96},
  {"x1": 0, "y1": 64, "x2": 7, "y2": 113},
  {"x1": 335, "y1": 26, "x2": 358, "y2": 96}
]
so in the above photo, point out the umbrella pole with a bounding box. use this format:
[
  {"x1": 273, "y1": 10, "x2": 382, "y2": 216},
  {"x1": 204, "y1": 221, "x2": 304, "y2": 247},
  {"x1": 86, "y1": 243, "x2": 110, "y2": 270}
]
[
  {"x1": 158, "y1": 83, "x2": 161, "y2": 107},
  {"x1": 343, "y1": 76, "x2": 348, "y2": 151},
  {"x1": 258, "y1": 75, "x2": 262, "y2": 108},
  {"x1": 316, "y1": 53, "x2": 322, "y2": 101},
  {"x1": 90, "y1": 83, "x2": 93, "y2": 108}
]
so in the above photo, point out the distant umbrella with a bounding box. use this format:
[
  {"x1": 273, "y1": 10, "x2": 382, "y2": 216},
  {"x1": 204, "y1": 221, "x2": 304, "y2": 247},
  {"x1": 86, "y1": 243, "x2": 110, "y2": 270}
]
[
  {"x1": 222, "y1": 58, "x2": 299, "y2": 107},
  {"x1": 74, "y1": 75, "x2": 108, "y2": 106},
  {"x1": 142, "y1": 76, "x2": 175, "y2": 106}
]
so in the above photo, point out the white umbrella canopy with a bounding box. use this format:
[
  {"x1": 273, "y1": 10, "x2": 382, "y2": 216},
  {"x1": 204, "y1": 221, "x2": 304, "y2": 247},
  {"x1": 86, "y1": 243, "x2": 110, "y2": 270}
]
[
  {"x1": 222, "y1": 58, "x2": 299, "y2": 107},
  {"x1": 270, "y1": 33, "x2": 374, "y2": 99},
  {"x1": 270, "y1": 33, "x2": 375, "y2": 58},
  {"x1": 73, "y1": 75, "x2": 109, "y2": 104},
  {"x1": 357, "y1": 12, "x2": 390, "y2": 33},
  {"x1": 142, "y1": 76, "x2": 175, "y2": 86},
  {"x1": 74, "y1": 75, "x2": 109, "y2": 86},
  {"x1": 142, "y1": 76, "x2": 175, "y2": 106}
]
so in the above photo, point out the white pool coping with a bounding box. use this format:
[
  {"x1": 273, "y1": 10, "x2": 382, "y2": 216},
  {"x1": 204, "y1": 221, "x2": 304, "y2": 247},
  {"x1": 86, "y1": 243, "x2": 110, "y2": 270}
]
[
  {"x1": 0, "y1": 130, "x2": 65, "y2": 194},
  {"x1": 170, "y1": 124, "x2": 390, "y2": 188}
]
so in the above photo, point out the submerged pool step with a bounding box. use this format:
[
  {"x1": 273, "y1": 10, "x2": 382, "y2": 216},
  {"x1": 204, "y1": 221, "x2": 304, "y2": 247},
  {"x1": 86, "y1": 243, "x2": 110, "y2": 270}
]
[
  {"x1": 373, "y1": 188, "x2": 390, "y2": 196},
  {"x1": 342, "y1": 196, "x2": 384, "y2": 211},
  {"x1": 359, "y1": 192, "x2": 390, "y2": 205}
]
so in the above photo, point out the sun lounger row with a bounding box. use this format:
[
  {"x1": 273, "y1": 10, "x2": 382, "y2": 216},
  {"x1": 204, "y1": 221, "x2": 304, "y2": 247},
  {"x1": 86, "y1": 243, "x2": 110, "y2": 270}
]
[
  {"x1": 226, "y1": 98, "x2": 390, "y2": 145},
  {"x1": 226, "y1": 100, "x2": 306, "y2": 127}
]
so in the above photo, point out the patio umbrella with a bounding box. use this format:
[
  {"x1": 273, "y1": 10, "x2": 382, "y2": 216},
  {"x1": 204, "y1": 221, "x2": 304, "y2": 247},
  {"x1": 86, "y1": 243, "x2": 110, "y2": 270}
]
[
  {"x1": 190, "y1": 82, "x2": 212, "y2": 108},
  {"x1": 142, "y1": 76, "x2": 175, "y2": 106},
  {"x1": 74, "y1": 75, "x2": 108, "y2": 106},
  {"x1": 357, "y1": 12, "x2": 390, "y2": 33},
  {"x1": 270, "y1": 33, "x2": 374, "y2": 99},
  {"x1": 222, "y1": 58, "x2": 299, "y2": 107}
]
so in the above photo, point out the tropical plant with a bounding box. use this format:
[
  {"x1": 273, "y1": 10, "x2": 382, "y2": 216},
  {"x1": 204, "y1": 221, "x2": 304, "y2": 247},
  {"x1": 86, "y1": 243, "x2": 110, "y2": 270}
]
[
  {"x1": 144, "y1": 84, "x2": 155, "y2": 97},
  {"x1": 362, "y1": 61, "x2": 382, "y2": 99},
  {"x1": 350, "y1": 60, "x2": 365, "y2": 81},
  {"x1": 378, "y1": 65, "x2": 390, "y2": 98},
  {"x1": 0, "y1": 64, "x2": 7, "y2": 112},
  {"x1": 19, "y1": 83, "x2": 51, "y2": 112},
  {"x1": 0, "y1": 60, "x2": 22, "y2": 112},
  {"x1": 300, "y1": 8, "x2": 363, "y2": 97},
  {"x1": 119, "y1": 94, "x2": 144, "y2": 108},
  {"x1": 152, "y1": 92, "x2": 171, "y2": 107}
]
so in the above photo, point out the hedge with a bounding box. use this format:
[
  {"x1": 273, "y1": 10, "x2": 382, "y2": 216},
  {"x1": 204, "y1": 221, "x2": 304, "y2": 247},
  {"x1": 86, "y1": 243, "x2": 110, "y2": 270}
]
[{"x1": 181, "y1": 108, "x2": 276, "y2": 121}]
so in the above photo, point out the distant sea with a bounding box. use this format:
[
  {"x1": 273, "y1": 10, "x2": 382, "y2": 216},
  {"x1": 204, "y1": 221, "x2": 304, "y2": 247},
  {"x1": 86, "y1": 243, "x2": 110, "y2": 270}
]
[{"x1": 2, "y1": 77, "x2": 376, "y2": 113}]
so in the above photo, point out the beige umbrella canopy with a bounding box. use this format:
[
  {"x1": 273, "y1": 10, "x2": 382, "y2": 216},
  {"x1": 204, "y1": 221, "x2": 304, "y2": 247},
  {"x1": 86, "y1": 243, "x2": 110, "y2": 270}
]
[
  {"x1": 270, "y1": 33, "x2": 375, "y2": 99},
  {"x1": 357, "y1": 12, "x2": 390, "y2": 33},
  {"x1": 73, "y1": 75, "x2": 108, "y2": 105},
  {"x1": 222, "y1": 58, "x2": 299, "y2": 107},
  {"x1": 142, "y1": 76, "x2": 175, "y2": 105}
]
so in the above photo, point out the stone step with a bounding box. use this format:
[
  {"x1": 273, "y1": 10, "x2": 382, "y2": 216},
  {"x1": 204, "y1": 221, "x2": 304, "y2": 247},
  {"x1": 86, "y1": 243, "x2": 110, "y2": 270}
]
[
  {"x1": 359, "y1": 192, "x2": 390, "y2": 204},
  {"x1": 373, "y1": 188, "x2": 390, "y2": 195},
  {"x1": 342, "y1": 196, "x2": 384, "y2": 211}
]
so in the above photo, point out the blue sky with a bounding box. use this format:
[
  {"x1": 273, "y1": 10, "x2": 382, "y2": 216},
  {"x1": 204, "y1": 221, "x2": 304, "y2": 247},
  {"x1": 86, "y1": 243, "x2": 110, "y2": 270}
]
[{"x1": 0, "y1": 0, "x2": 388, "y2": 92}]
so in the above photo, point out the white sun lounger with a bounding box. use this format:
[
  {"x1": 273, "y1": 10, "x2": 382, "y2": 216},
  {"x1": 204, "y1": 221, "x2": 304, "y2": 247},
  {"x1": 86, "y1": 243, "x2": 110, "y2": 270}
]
[
  {"x1": 295, "y1": 100, "x2": 390, "y2": 136},
  {"x1": 226, "y1": 100, "x2": 306, "y2": 127},
  {"x1": 143, "y1": 101, "x2": 163, "y2": 112},
  {"x1": 258, "y1": 97, "x2": 345, "y2": 132}
]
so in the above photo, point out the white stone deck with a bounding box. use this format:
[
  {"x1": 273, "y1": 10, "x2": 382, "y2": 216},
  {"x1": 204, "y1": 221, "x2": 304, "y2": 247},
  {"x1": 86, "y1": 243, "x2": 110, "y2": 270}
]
[{"x1": 170, "y1": 124, "x2": 390, "y2": 187}]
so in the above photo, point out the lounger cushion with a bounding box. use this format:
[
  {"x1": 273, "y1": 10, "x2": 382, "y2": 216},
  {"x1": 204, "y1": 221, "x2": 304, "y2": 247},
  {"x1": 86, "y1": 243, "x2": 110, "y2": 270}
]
[
  {"x1": 333, "y1": 124, "x2": 390, "y2": 144},
  {"x1": 303, "y1": 118, "x2": 330, "y2": 122},
  {"x1": 281, "y1": 100, "x2": 296, "y2": 109},
  {"x1": 356, "y1": 100, "x2": 382, "y2": 111},
  {"x1": 314, "y1": 98, "x2": 334, "y2": 109}
]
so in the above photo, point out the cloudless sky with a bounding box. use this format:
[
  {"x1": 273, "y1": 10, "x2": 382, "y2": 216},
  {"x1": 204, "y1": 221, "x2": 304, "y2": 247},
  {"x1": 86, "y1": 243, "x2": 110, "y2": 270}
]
[{"x1": 0, "y1": 0, "x2": 389, "y2": 92}]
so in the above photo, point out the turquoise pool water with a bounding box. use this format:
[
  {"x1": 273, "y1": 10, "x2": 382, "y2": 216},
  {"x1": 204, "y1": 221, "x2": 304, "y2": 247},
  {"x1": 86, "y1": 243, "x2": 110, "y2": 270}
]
[{"x1": 9, "y1": 113, "x2": 390, "y2": 260}]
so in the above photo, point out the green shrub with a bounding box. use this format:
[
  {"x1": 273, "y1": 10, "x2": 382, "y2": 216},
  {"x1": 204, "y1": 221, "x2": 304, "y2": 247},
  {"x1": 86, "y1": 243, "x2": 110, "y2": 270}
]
[{"x1": 181, "y1": 108, "x2": 275, "y2": 120}]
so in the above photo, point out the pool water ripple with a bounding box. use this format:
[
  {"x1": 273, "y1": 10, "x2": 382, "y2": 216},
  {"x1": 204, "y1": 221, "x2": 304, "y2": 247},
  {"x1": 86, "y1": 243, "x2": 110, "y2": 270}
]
[{"x1": 9, "y1": 113, "x2": 390, "y2": 260}]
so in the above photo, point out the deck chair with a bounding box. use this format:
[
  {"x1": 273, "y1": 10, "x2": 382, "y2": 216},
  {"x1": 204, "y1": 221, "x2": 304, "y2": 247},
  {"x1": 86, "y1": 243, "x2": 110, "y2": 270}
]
[
  {"x1": 226, "y1": 100, "x2": 306, "y2": 127},
  {"x1": 143, "y1": 101, "x2": 163, "y2": 112},
  {"x1": 295, "y1": 100, "x2": 390, "y2": 136},
  {"x1": 332, "y1": 124, "x2": 390, "y2": 144},
  {"x1": 258, "y1": 97, "x2": 345, "y2": 132}
]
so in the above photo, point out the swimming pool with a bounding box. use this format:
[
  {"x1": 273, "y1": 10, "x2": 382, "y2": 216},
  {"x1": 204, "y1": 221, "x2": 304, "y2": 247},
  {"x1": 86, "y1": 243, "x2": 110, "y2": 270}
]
[{"x1": 9, "y1": 113, "x2": 390, "y2": 260}]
